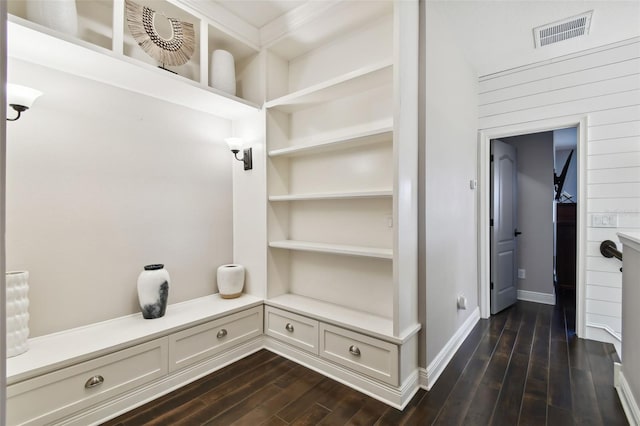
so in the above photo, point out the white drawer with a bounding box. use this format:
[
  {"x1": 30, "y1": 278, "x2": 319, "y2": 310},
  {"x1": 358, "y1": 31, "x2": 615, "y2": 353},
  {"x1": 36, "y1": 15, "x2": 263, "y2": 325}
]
[
  {"x1": 169, "y1": 306, "x2": 263, "y2": 372},
  {"x1": 265, "y1": 307, "x2": 319, "y2": 354},
  {"x1": 319, "y1": 324, "x2": 398, "y2": 386},
  {"x1": 7, "y1": 338, "x2": 168, "y2": 426}
]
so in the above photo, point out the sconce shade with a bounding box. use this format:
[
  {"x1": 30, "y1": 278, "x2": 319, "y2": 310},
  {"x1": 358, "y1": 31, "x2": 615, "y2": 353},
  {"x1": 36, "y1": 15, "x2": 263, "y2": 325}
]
[
  {"x1": 8, "y1": 84, "x2": 43, "y2": 109},
  {"x1": 225, "y1": 137, "x2": 244, "y2": 152}
]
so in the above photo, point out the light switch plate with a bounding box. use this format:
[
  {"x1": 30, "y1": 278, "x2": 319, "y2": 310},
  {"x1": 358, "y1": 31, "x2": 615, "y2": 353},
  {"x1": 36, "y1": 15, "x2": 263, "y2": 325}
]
[{"x1": 592, "y1": 213, "x2": 618, "y2": 228}]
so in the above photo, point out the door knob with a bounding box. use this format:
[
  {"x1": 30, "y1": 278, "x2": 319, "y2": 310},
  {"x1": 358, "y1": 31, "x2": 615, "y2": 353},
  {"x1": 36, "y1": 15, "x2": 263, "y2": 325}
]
[{"x1": 514, "y1": 229, "x2": 522, "y2": 237}]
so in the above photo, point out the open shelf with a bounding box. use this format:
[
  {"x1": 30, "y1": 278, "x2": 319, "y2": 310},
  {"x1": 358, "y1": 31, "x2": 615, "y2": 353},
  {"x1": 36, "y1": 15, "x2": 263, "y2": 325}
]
[
  {"x1": 265, "y1": 61, "x2": 392, "y2": 113},
  {"x1": 265, "y1": 294, "x2": 411, "y2": 344},
  {"x1": 269, "y1": 190, "x2": 392, "y2": 202},
  {"x1": 269, "y1": 240, "x2": 392, "y2": 259},
  {"x1": 264, "y1": 1, "x2": 420, "y2": 369},
  {"x1": 207, "y1": 23, "x2": 261, "y2": 102},
  {"x1": 120, "y1": 0, "x2": 202, "y2": 82},
  {"x1": 7, "y1": 0, "x2": 114, "y2": 50},
  {"x1": 8, "y1": 16, "x2": 260, "y2": 120},
  {"x1": 268, "y1": 122, "x2": 393, "y2": 157},
  {"x1": 263, "y1": 1, "x2": 392, "y2": 61}
]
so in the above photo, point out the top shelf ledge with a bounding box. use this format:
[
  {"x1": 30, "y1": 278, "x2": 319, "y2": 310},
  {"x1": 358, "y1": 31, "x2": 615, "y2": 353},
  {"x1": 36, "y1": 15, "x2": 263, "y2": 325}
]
[
  {"x1": 265, "y1": 61, "x2": 393, "y2": 113},
  {"x1": 268, "y1": 121, "x2": 393, "y2": 157},
  {"x1": 7, "y1": 16, "x2": 260, "y2": 121}
]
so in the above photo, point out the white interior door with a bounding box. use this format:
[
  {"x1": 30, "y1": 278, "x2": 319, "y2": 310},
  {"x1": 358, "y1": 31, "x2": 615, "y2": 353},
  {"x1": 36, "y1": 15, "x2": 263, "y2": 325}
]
[{"x1": 491, "y1": 140, "x2": 519, "y2": 314}]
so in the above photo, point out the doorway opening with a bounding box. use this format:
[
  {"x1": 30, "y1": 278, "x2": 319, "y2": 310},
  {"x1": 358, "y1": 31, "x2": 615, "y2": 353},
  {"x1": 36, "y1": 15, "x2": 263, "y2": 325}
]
[
  {"x1": 488, "y1": 129, "x2": 578, "y2": 326},
  {"x1": 478, "y1": 117, "x2": 587, "y2": 338}
]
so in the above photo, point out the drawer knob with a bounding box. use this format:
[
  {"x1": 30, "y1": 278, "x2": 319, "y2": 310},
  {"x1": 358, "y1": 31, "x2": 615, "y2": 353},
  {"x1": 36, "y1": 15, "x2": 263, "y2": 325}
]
[
  {"x1": 217, "y1": 329, "x2": 228, "y2": 339},
  {"x1": 84, "y1": 375, "x2": 104, "y2": 389},
  {"x1": 349, "y1": 345, "x2": 361, "y2": 357},
  {"x1": 285, "y1": 323, "x2": 294, "y2": 332}
]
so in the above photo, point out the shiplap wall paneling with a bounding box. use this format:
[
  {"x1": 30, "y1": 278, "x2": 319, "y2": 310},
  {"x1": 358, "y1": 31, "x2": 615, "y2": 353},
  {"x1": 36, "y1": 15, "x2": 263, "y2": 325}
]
[
  {"x1": 589, "y1": 167, "x2": 640, "y2": 184},
  {"x1": 587, "y1": 285, "x2": 622, "y2": 303},
  {"x1": 479, "y1": 40, "x2": 640, "y2": 93},
  {"x1": 587, "y1": 270, "x2": 623, "y2": 287},
  {"x1": 479, "y1": 37, "x2": 640, "y2": 346}
]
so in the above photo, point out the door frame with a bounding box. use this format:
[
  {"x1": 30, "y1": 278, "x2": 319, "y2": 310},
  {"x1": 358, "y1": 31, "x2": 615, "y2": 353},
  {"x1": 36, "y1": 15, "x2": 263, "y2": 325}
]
[{"x1": 477, "y1": 115, "x2": 588, "y2": 338}]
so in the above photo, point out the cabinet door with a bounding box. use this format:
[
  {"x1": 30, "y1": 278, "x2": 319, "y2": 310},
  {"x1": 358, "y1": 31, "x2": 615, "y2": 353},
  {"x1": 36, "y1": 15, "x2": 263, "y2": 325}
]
[
  {"x1": 7, "y1": 338, "x2": 168, "y2": 426},
  {"x1": 169, "y1": 306, "x2": 263, "y2": 372}
]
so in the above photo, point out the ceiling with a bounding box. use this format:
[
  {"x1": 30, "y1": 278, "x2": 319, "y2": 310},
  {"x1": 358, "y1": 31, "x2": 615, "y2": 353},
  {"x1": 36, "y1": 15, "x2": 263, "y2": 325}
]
[
  {"x1": 213, "y1": 0, "x2": 640, "y2": 76},
  {"x1": 215, "y1": 0, "x2": 306, "y2": 28},
  {"x1": 429, "y1": 0, "x2": 640, "y2": 76}
]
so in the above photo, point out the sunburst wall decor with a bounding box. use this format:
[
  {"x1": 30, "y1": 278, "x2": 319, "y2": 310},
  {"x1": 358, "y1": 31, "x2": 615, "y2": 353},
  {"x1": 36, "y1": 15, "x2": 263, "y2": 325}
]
[{"x1": 125, "y1": 0, "x2": 195, "y2": 67}]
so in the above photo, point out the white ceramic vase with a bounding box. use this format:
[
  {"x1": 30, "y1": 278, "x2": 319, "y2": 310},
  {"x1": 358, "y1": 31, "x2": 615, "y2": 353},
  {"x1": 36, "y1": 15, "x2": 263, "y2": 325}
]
[
  {"x1": 137, "y1": 264, "x2": 170, "y2": 319},
  {"x1": 6, "y1": 271, "x2": 30, "y2": 358},
  {"x1": 210, "y1": 50, "x2": 236, "y2": 96},
  {"x1": 217, "y1": 264, "x2": 245, "y2": 299},
  {"x1": 26, "y1": 0, "x2": 79, "y2": 36}
]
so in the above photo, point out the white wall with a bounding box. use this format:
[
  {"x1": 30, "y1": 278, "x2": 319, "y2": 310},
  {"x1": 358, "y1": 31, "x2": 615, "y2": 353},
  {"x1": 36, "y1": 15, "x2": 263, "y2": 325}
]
[
  {"x1": 1, "y1": 0, "x2": 8, "y2": 421},
  {"x1": 232, "y1": 109, "x2": 267, "y2": 299},
  {"x1": 502, "y1": 132, "x2": 555, "y2": 297},
  {"x1": 6, "y1": 58, "x2": 234, "y2": 337},
  {"x1": 478, "y1": 37, "x2": 640, "y2": 346},
  {"x1": 421, "y1": 2, "x2": 479, "y2": 367}
]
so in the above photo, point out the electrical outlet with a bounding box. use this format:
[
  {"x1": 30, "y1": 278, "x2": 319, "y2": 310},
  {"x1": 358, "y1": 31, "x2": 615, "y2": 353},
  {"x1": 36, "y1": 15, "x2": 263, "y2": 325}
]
[
  {"x1": 385, "y1": 216, "x2": 393, "y2": 228},
  {"x1": 457, "y1": 295, "x2": 467, "y2": 310},
  {"x1": 592, "y1": 213, "x2": 618, "y2": 228},
  {"x1": 518, "y1": 269, "x2": 526, "y2": 279}
]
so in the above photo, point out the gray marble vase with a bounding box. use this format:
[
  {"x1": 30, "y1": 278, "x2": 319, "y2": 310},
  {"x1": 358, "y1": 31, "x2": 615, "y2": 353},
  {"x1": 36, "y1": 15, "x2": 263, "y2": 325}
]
[{"x1": 137, "y1": 264, "x2": 170, "y2": 319}]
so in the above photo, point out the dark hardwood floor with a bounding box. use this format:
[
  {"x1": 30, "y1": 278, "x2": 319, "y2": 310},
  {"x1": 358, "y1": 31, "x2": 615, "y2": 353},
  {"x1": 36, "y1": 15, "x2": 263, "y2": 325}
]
[{"x1": 103, "y1": 294, "x2": 627, "y2": 425}]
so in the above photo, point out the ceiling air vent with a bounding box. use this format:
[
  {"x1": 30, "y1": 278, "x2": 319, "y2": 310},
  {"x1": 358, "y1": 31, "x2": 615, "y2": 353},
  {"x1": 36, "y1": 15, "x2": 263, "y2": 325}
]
[{"x1": 533, "y1": 11, "x2": 593, "y2": 48}]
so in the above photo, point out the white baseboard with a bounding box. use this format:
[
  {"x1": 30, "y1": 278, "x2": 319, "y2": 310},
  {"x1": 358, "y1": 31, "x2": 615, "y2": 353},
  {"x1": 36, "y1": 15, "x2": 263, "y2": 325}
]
[
  {"x1": 264, "y1": 337, "x2": 419, "y2": 410},
  {"x1": 517, "y1": 289, "x2": 556, "y2": 305},
  {"x1": 418, "y1": 367, "x2": 428, "y2": 389},
  {"x1": 422, "y1": 307, "x2": 480, "y2": 390},
  {"x1": 586, "y1": 323, "x2": 621, "y2": 356},
  {"x1": 615, "y1": 363, "x2": 640, "y2": 426}
]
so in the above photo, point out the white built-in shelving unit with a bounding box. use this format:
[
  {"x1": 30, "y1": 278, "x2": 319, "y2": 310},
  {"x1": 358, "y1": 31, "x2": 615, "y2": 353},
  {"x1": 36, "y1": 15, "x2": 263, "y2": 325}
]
[
  {"x1": 6, "y1": 0, "x2": 262, "y2": 119},
  {"x1": 264, "y1": 0, "x2": 420, "y2": 345},
  {"x1": 4, "y1": 0, "x2": 422, "y2": 414},
  {"x1": 6, "y1": 294, "x2": 263, "y2": 384}
]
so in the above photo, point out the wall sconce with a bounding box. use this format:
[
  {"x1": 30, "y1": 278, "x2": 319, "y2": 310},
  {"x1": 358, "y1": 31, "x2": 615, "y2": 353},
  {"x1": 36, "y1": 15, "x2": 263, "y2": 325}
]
[
  {"x1": 225, "y1": 137, "x2": 252, "y2": 170},
  {"x1": 6, "y1": 84, "x2": 43, "y2": 121}
]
